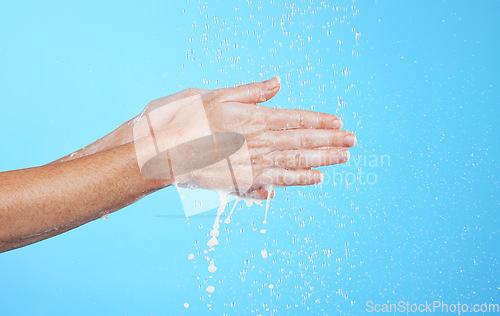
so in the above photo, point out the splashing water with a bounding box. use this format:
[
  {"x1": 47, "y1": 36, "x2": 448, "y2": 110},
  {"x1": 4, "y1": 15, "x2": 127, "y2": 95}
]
[
  {"x1": 180, "y1": 0, "x2": 362, "y2": 313},
  {"x1": 263, "y1": 185, "x2": 273, "y2": 225},
  {"x1": 224, "y1": 198, "x2": 240, "y2": 224}
]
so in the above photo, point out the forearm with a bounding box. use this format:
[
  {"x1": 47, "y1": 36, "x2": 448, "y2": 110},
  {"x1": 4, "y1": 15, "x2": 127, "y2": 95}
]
[
  {"x1": 0, "y1": 142, "x2": 169, "y2": 252},
  {"x1": 50, "y1": 118, "x2": 137, "y2": 164}
]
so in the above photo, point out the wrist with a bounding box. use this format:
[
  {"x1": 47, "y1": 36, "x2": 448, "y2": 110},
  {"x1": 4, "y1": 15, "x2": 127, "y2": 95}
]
[{"x1": 116, "y1": 142, "x2": 173, "y2": 194}]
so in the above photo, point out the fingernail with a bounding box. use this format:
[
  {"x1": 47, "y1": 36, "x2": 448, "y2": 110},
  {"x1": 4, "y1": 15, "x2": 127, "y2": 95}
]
[
  {"x1": 265, "y1": 76, "x2": 281, "y2": 89},
  {"x1": 332, "y1": 119, "x2": 343, "y2": 129},
  {"x1": 313, "y1": 172, "x2": 324, "y2": 183},
  {"x1": 337, "y1": 149, "x2": 350, "y2": 161},
  {"x1": 343, "y1": 134, "x2": 357, "y2": 147}
]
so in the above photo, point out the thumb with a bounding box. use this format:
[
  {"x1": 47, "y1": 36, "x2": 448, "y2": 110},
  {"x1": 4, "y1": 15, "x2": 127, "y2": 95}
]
[{"x1": 219, "y1": 76, "x2": 281, "y2": 104}]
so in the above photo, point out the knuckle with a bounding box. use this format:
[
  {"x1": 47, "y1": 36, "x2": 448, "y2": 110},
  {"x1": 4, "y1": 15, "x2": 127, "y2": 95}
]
[
  {"x1": 182, "y1": 88, "x2": 198, "y2": 95},
  {"x1": 247, "y1": 134, "x2": 267, "y2": 149},
  {"x1": 292, "y1": 151, "x2": 305, "y2": 167},
  {"x1": 214, "y1": 88, "x2": 230, "y2": 102},
  {"x1": 295, "y1": 113, "x2": 305, "y2": 128},
  {"x1": 259, "y1": 155, "x2": 274, "y2": 169},
  {"x1": 260, "y1": 172, "x2": 273, "y2": 185},
  {"x1": 299, "y1": 173, "x2": 309, "y2": 184},
  {"x1": 249, "y1": 84, "x2": 264, "y2": 100},
  {"x1": 277, "y1": 173, "x2": 285, "y2": 185},
  {"x1": 300, "y1": 134, "x2": 313, "y2": 148}
]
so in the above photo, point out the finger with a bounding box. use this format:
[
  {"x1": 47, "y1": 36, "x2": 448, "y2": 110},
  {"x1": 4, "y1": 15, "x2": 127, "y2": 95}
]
[
  {"x1": 249, "y1": 129, "x2": 357, "y2": 151},
  {"x1": 258, "y1": 169, "x2": 324, "y2": 187},
  {"x1": 263, "y1": 148, "x2": 350, "y2": 169},
  {"x1": 264, "y1": 107, "x2": 343, "y2": 130},
  {"x1": 217, "y1": 76, "x2": 281, "y2": 104}
]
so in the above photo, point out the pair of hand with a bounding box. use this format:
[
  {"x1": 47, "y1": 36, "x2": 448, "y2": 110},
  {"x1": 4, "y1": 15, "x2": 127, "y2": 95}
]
[{"x1": 61, "y1": 76, "x2": 356, "y2": 199}]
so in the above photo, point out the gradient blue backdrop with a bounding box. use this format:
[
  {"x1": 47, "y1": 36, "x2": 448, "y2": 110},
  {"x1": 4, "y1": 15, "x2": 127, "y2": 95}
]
[{"x1": 1, "y1": 0, "x2": 498, "y2": 314}]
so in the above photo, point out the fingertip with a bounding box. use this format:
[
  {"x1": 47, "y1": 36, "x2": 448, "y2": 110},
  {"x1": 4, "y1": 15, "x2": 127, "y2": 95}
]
[
  {"x1": 313, "y1": 171, "x2": 324, "y2": 184},
  {"x1": 332, "y1": 119, "x2": 343, "y2": 129},
  {"x1": 343, "y1": 133, "x2": 357, "y2": 147},
  {"x1": 336, "y1": 148, "x2": 350, "y2": 162},
  {"x1": 264, "y1": 76, "x2": 280, "y2": 89},
  {"x1": 252, "y1": 76, "x2": 280, "y2": 103},
  {"x1": 344, "y1": 149, "x2": 351, "y2": 162},
  {"x1": 222, "y1": 76, "x2": 281, "y2": 103}
]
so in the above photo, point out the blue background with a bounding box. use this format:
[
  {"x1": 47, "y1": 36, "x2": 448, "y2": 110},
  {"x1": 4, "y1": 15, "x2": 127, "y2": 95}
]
[{"x1": 1, "y1": 0, "x2": 498, "y2": 314}]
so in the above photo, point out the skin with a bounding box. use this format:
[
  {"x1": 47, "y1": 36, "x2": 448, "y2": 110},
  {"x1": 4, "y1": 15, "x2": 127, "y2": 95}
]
[{"x1": 0, "y1": 76, "x2": 356, "y2": 253}]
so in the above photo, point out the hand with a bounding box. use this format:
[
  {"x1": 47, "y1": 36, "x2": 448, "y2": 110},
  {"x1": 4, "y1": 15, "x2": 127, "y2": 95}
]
[
  {"x1": 51, "y1": 88, "x2": 208, "y2": 163},
  {"x1": 134, "y1": 76, "x2": 356, "y2": 199}
]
